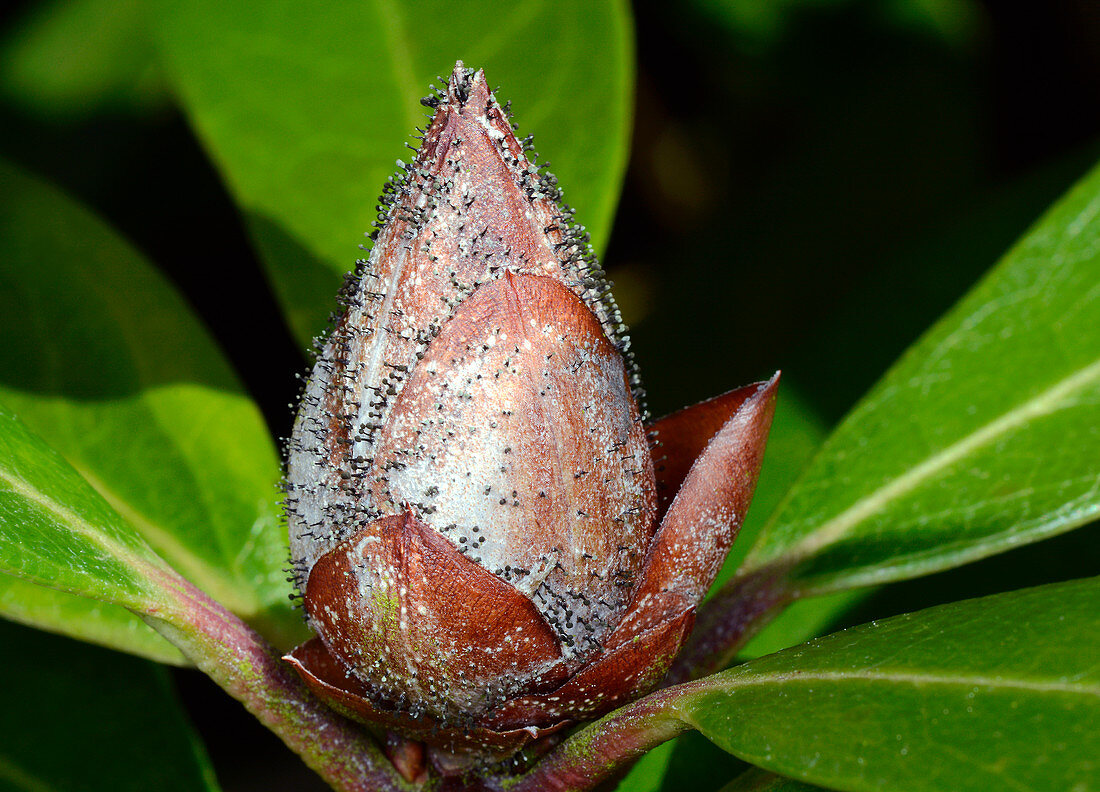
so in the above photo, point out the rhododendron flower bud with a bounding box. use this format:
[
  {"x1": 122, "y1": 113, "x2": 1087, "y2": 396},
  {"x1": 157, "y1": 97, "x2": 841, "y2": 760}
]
[{"x1": 282, "y1": 62, "x2": 778, "y2": 772}]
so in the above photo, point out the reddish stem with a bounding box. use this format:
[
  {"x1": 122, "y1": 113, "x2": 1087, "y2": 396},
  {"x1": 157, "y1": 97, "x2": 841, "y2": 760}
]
[
  {"x1": 142, "y1": 569, "x2": 412, "y2": 792},
  {"x1": 667, "y1": 565, "x2": 792, "y2": 684},
  {"x1": 481, "y1": 681, "x2": 710, "y2": 792}
]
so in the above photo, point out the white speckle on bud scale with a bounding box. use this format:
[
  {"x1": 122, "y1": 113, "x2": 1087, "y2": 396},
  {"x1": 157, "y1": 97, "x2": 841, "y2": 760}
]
[{"x1": 284, "y1": 62, "x2": 653, "y2": 718}]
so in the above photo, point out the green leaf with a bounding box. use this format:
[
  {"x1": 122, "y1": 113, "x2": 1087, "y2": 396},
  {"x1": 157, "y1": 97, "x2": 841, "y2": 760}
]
[
  {"x1": 740, "y1": 158, "x2": 1100, "y2": 596},
  {"x1": 0, "y1": 575, "x2": 185, "y2": 665},
  {"x1": 0, "y1": 404, "x2": 387, "y2": 792},
  {"x1": 687, "y1": 577, "x2": 1100, "y2": 792},
  {"x1": 0, "y1": 0, "x2": 167, "y2": 120},
  {"x1": 738, "y1": 590, "x2": 867, "y2": 661},
  {"x1": 686, "y1": 0, "x2": 982, "y2": 53},
  {"x1": 0, "y1": 159, "x2": 304, "y2": 652},
  {"x1": 615, "y1": 742, "x2": 676, "y2": 792},
  {"x1": 0, "y1": 618, "x2": 219, "y2": 792},
  {"x1": 154, "y1": 0, "x2": 635, "y2": 344},
  {"x1": 617, "y1": 731, "x2": 748, "y2": 792},
  {"x1": 719, "y1": 769, "x2": 825, "y2": 792},
  {"x1": 0, "y1": 402, "x2": 168, "y2": 611}
]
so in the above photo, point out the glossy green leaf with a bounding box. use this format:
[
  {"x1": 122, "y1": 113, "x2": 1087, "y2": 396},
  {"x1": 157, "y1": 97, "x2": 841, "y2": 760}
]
[
  {"x1": 615, "y1": 741, "x2": 676, "y2": 792},
  {"x1": 738, "y1": 589, "x2": 867, "y2": 661},
  {"x1": 744, "y1": 516, "x2": 1100, "y2": 665},
  {"x1": 154, "y1": 0, "x2": 634, "y2": 344},
  {"x1": 0, "y1": 619, "x2": 219, "y2": 792},
  {"x1": 0, "y1": 159, "x2": 304, "y2": 652},
  {"x1": 0, "y1": 0, "x2": 166, "y2": 119},
  {"x1": 0, "y1": 401, "x2": 168, "y2": 610},
  {"x1": 617, "y1": 732, "x2": 747, "y2": 792},
  {"x1": 719, "y1": 769, "x2": 825, "y2": 792},
  {"x1": 0, "y1": 404, "x2": 381, "y2": 792},
  {"x1": 740, "y1": 158, "x2": 1100, "y2": 596},
  {"x1": 0, "y1": 574, "x2": 184, "y2": 665},
  {"x1": 687, "y1": 577, "x2": 1100, "y2": 792}
]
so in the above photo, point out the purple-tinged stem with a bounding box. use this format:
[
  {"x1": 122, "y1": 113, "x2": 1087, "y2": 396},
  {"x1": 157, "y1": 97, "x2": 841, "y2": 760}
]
[
  {"x1": 142, "y1": 570, "x2": 412, "y2": 792},
  {"x1": 482, "y1": 680, "x2": 711, "y2": 792},
  {"x1": 667, "y1": 565, "x2": 792, "y2": 685}
]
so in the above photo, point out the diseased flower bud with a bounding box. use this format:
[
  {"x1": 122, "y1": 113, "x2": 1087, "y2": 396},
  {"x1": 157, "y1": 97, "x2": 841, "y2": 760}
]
[{"x1": 283, "y1": 62, "x2": 778, "y2": 774}]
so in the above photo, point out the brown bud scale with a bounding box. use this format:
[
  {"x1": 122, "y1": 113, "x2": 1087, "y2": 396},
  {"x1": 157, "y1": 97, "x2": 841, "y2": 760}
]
[{"x1": 283, "y1": 61, "x2": 779, "y2": 767}]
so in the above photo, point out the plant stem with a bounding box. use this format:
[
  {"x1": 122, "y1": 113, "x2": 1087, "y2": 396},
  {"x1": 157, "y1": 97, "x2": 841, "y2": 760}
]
[
  {"x1": 143, "y1": 569, "x2": 413, "y2": 792},
  {"x1": 667, "y1": 565, "x2": 791, "y2": 684},
  {"x1": 482, "y1": 682, "x2": 701, "y2": 792}
]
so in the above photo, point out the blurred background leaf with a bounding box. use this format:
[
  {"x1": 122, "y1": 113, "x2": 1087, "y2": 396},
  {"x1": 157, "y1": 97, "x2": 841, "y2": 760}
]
[
  {"x1": 625, "y1": 1, "x2": 1100, "y2": 421},
  {"x1": 616, "y1": 742, "x2": 677, "y2": 792},
  {"x1": 720, "y1": 769, "x2": 826, "y2": 792},
  {"x1": 153, "y1": 0, "x2": 635, "y2": 346},
  {"x1": 0, "y1": 0, "x2": 166, "y2": 120},
  {"x1": 688, "y1": 0, "x2": 982, "y2": 55},
  {"x1": 0, "y1": 619, "x2": 219, "y2": 792},
  {"x1": 0, "y1": 158, "x2": 305, "y2": 652}
]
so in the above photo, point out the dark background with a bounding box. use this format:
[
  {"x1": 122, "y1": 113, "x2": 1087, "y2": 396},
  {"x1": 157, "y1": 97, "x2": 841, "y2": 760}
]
[{"x1": 1, "y1": 1, "x2": 1098, "y2": 789}]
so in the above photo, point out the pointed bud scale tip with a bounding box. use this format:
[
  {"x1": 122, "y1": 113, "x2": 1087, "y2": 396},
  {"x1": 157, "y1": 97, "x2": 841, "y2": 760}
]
[
  {"x1": 285, "y1": 60, "x2": 654, "y2": 719},
  {"x1": 615, "y1": 373, "x2": 780, "y2": 640},
  {"x1": 282, "y1": 60, "x2": 780, "y2": 767}
]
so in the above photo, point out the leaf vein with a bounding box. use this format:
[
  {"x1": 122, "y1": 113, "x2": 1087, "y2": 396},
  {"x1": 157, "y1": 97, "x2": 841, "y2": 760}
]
[{"x1": 760, "y1": 356, "x2": 1100, "y2": 570}]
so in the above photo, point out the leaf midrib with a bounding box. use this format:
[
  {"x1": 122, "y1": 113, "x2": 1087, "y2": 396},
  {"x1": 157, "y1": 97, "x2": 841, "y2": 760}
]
[
  {"x1": 714, "y1": 668, "x2": 1100, "y2": 697},
  {"x1": 744, "y1": 355, "x2": 1100, "y2": 574},
  {"x1": 0, "y1": 462, "x2": 160, "y2": 606}
]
